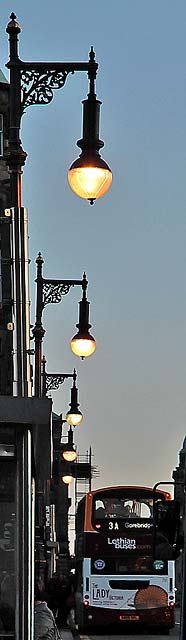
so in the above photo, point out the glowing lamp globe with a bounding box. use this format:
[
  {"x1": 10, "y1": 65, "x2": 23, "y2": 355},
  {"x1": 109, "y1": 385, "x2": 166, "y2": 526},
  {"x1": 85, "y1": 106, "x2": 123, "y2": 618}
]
[
  {"x1": 71, "y1": 331, "x2": 96, "y2": 358},
  {"x1": 62, "y1": 473, "x2": 74, "y2": 485},
  {"x1": 63, "y1": 449, "x2": 77, "y2": 462},
  {"x1": 66, "y1": 409, "x2": 83, "y2": 427},
  {"x1": 68, "y1": 154, "x2": 112, "y2": 204}
]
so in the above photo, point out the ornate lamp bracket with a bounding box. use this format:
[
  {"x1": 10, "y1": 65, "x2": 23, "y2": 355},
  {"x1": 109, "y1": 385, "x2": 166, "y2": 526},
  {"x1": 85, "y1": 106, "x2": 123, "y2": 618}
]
[
  {"x1": 42, "y1": 278, "x2": 83, "y2": 308},
  {"x1": 18, "y1": 47, "x2": 97, "y2": 113},
  {"x1": 42, "y1": 281, "x2": 74, "y2": 307},
  {"x1": 20, "y1": 66, "x2": 71, "y2": 113},
  {"x1": 45, "y1": 373, "x2": 69, "y2": 393}
]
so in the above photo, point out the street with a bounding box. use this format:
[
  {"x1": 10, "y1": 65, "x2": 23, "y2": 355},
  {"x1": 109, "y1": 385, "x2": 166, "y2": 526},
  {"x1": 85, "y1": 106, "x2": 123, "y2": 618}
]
[{"x1": 77, "y1": 623, "x2": 180, "y2": 640}]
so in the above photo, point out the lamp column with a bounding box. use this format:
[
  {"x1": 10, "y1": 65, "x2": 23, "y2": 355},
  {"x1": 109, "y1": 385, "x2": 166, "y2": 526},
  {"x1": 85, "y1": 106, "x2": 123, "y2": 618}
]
[
  {"x1": 6, "y1": 15, "x2": 31, "y2": 397},
  {"x1": 6, "y1": 13, "x2": 27, "y2": 208},
  {"x1": 33, "y1": 253, "x2": 45, "y2": 398}
]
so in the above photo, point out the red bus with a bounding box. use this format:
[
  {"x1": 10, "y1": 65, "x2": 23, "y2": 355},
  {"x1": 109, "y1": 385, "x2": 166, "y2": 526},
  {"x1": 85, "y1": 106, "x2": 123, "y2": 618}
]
[{"x1": 75, "y1": 485, "x2": 176, "y2": 632}]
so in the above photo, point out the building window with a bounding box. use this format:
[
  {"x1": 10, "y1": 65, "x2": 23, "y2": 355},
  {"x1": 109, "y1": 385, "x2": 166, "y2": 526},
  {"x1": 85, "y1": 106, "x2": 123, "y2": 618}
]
[{"x1": 0, "y1": 115, "x2": 3, "y2": 156}]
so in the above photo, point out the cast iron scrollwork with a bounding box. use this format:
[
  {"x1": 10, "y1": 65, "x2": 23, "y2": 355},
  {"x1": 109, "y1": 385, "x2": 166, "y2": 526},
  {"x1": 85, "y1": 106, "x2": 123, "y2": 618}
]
[
  {"x1": 45, "y1": 373, "x2": 68, "y2": 393},
  {"x1": 42, "y1": 281, "x2": 73, "y2": 307},
  {"x1": 20, "y1": 68, "x2": 69, "y2": 112}
]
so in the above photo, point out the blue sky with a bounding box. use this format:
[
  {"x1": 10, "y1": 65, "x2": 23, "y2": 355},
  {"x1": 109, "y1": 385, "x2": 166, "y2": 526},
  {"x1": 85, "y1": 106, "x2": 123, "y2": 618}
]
[{"x1": 0, "y1": 1, "x2": 185, "y2": 491}]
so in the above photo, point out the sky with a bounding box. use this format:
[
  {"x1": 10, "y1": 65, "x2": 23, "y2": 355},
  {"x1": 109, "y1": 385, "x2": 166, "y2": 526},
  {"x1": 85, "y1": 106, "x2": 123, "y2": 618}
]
[{"x1": 0, "y1": 1, "x2": 185, "y2": 496}]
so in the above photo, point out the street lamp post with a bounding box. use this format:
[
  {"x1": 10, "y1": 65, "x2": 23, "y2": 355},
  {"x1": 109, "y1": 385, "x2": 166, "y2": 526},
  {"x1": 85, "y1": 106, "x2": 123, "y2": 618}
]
[
  {"x1": 40, "y1": 360, "x2": 84, "y2": 575},
  {"x1": 51, "y1": 415, "x2": 92, "y2": 574},
  {"x1": 41, "y1": 360, "x2": 83, "y2": 427},
  {"x1": 33, "y1": 253, "x2": 96, "y2": 397},
  {"x1": 5, "y1": 14, "x2": 111, "y2": 209}
]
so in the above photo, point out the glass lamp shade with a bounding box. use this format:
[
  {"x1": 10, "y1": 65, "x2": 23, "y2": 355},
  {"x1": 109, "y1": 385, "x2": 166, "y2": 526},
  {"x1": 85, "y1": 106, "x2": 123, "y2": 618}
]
[
  {"x1": 63, "y1": 450, "x2": 77, "y2": 462},
  {"x1": 61, "y1": 473, "x2": 74, "y2": 485},
  {"x1": 71, "y1": 332, "x2": 96, "y2": 358},
  {"x1": 66, "y1": 410, "x2": 83, "y2": 427},
  {"x1": 68, "y1": 155, "x2": 112, "y2": 203}
]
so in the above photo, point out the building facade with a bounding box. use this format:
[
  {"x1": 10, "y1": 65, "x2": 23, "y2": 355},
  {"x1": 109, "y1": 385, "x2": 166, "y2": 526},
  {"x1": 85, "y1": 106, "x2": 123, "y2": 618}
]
[
  {"x1": 172, "y1": 438, "x2": 185, "y2": 604},
  {"x1": 0, "y1": 70, "x2": 13, "y2": 395}
]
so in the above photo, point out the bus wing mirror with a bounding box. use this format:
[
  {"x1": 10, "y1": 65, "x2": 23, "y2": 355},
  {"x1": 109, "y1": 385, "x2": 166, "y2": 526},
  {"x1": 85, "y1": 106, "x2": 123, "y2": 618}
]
[{"x1": 154, "y1": 500, "x2": 183, "y2": 559}]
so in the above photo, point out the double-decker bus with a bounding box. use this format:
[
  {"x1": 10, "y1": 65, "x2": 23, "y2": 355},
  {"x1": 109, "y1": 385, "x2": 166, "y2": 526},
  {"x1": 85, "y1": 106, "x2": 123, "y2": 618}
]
[{"x1": 75, "y1": 485, "x2": 177, "y2": 632}]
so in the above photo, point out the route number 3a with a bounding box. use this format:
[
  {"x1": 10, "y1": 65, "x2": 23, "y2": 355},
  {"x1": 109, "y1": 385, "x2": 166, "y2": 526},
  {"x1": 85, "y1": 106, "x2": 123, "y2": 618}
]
[{"x1": 109, "y1": 521, "x2": 119, "y2": 530}]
